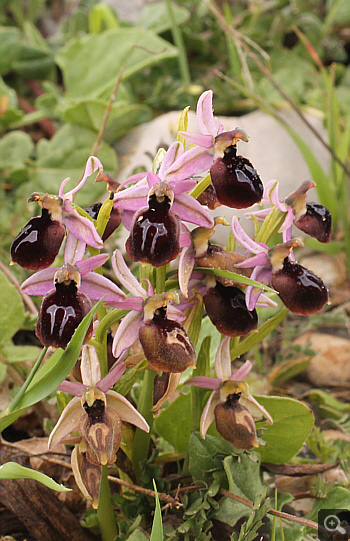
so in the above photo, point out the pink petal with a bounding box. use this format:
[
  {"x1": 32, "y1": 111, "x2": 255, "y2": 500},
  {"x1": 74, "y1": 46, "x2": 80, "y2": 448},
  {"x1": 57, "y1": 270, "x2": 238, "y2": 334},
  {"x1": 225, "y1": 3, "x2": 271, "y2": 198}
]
[
  {"x1": 196, "y1": 90, "x2": 217, "y2": 136},
  {"x1": 146, "y1": 171, "x2": 160, "y2": 189},
  {"x1": 170, "y1": 179, "x2": 197, "y2": 195},
  {"x1": 112, "y1": 249, "x2": 147, "y2": 299},
  {"x1": 235, "y1": 252, "x2": 270, "y2": 269},
  {"x1": 173, "y1": 193, "x2": 214, "y2": 227},
  {"x1": 231, "y1": 216, "x2": 267, "y2": 255},
  {"x1": 201, "y1": 390, "x2": 220, "y2": 438},
  {"x1": 112, "y1": 310, "x2": 143, "y2": 359},
  {"x1": 215, "y1": 336, "x2": 231, "y2": 381},
  {"x1": 121, "y1": 209, "x2": 133, "y2": 230},
  {"x1": 20, "y1": 268, "x2": 56, "y2": 296},
  {"x1": 63, "y1": 210, "x2": 103, "y2": 249},
  {"x1": 158, "y1": 141, "x2": 184, "y2": 179},
  {"x1": 64, "y1": 233, "x2": 86, "y2": 265},
  {"x1": 57, "y1": 380, "x2": 86, "y2": 396},
  {"x1": 64, "y1": 156, "x2": 103, "y2": 198},
  {"x1": 178, "y1": 131, "x2": 214, "y2": 149},
  {"x1": 76, "y1": 253, "x2": 110, "y2": 275},
  {"x1": 113, "y1": 184, "x2": 148, "y2": 211},
  {"x1": 230, "y1": 360, "x2": 252, "y2": 381},
  {"x1": 178, "y1": 245, "x2": 196, "y2": 298},
  {"x1": 48, "y1": 396, "x2": 82, "y2": 449},
  {"x1": 166, "y1": 304, "x2": 186, "y2": 322},
  {"x1": 117, "y1": 172, "x2": 147, "y2": 191},
  {"x1": 185, "y1": 376, "x2": 221, "y2": 390},
  {"x1": 165, "y1": 145, "x2": 214, "y2": 182},
  {"x1": 98, "y1": 362, "x2": 126, "y2": 393},
  {"x1": 80, "y1": 272, "x2": 126, "y2": 303},
  {"x1": 81, "y1": 344, "x2": 101, "y2": 386}
]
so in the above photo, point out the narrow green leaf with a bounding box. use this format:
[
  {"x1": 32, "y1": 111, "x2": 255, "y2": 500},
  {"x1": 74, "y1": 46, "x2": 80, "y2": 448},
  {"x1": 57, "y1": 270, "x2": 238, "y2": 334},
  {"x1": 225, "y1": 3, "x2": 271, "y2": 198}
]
[
  {"x1": 14, "y1": 299, "x2": 103, "y2": 410},
  {"x1": 230, "y1": 308, "x2": 289, "y2": 360},
  {"x1": 0, "y1": 407, "x2": 29, "y2": 433},
  {"x1": 194, "y1": 267, "x2": 276, "y2": 294},
  {"x1": 150, "y1": 480, "x2": 163, "y2": 541},
  {"x1": 0, "y1": 462, "x2": 71, "y2": 492}
]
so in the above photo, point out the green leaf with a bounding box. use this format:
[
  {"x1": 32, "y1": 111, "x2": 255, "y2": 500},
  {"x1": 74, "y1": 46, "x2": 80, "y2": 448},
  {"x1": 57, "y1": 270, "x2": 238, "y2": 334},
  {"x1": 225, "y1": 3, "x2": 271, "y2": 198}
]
[
  {"x1": 29, "y1": 124, "x2": 117, "y2": 207},
  {"x1": 154, "y1": 392, "x2": 192, "y2": 454},
  {"x1": 61, "y1": 98, "x2": 151, "y2": 144},
  {"x1": 0, "y1": 271, "x2": 25, "y2": 348},
  {"x1": 136, "y1": 2, "x2": 190, "y2": 34},
  {"x1": 308, "y1": 486, "x2": 350, "y2": 520},
  {"x1": 126, "y1": 531, "x2": 149, "y2": 541},
  {"x1": 0, "y1": 407, "x2": 29, "y2": 434},
  {"x1": 56, "y1": 28, "x2": 178, "y2": 100},
  {"x1": 255, "y1": 395, "x2": 314, "y2": 463},
  {"x1": 230, "y1": 308, "x2": 289, "y2": 360},
  {"x1": 214, "y1": 454, "x2": 262, "y2": 527},
  {"x1": 150, "y1": 480, "x2": 163, "y2": 541},
  {"x1": 194, "y1": 267, "x2": 276, "y2": 294},
  {"x1": 2, "y1": 344, "x2": 42, "y2": 364},
  {"x1": 188, "y1": 432, "x2": 238, "y2": 483},
  {"x1": 0, "y1": 27, "x2": 20, "y2": 75},
  {"x1": 0, "y1": 462, "x2": 71, "y2": 492},
  {"x1": 0, "y1": 131, "x2": 34, "y2": 170}
]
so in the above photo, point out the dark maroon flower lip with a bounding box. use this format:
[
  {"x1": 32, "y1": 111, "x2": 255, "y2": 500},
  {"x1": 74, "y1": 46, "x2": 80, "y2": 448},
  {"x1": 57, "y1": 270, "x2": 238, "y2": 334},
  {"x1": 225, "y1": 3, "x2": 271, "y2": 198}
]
[
  {"x1": 126, "y1": 194, "x2": 181, "y2": 267},
  {"x1": 203, "y1": 282, "x2": 258, "y2": 337},
  {"x1": 10, "y1": 209, "x2": 66, "y2": 270},
  {"x1": 294, "y1": 202, "x2": 332, "y2": 243},
  {"x1": 271, "y1": 258, "x2": 328, "y2": 316},
  {"x1": 210, "y1": 146, "x2": 263, "y2": 209},
  {"x1": 36, "y1": 280, "x2": 93, "y2": 349},
  {"x1": 139, "y1": 308, "x2": 196, "y2": 373}
]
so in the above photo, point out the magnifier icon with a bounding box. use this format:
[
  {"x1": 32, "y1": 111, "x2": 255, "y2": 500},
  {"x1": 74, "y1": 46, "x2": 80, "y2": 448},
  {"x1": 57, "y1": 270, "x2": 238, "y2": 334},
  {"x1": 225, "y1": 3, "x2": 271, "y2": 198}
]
[{"x1": 324, "y1": 515, "x2": 347, "y2": 535}]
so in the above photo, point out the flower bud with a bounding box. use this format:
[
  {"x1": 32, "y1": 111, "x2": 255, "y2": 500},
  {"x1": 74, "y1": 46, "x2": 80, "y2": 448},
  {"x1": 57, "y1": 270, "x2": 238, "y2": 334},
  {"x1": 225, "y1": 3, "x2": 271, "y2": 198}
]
[
  {"x1": 35, "y1": 270, "x2": 92, "y2": 349},
  {"x1": 203, "y1": 282, "x2": 258, "y2": 336},
  {"x1": 126, "y1": 188, "x2": 181, "y2": 267},
  {"x1": 214, "y1": 393, "x2": 259, "y2": 449},
  {"x1": 210, "y1": 145, "x2": 263, "y2": 209},
  {"x1": 271, "y1": 258, "x2": 328, "y2": 315},
  {"x1": 293, "y1": 202, "x2": 332, "y2": 243},
  {"x1": 139, "y1": 308, "x2": 196, "y2": 373},
  {"x1": 84, "y1": 202, "x2": 122, "y2": 242},
  {"x1": 11, "y1": 208, "x2": 65, "y2": 270}
]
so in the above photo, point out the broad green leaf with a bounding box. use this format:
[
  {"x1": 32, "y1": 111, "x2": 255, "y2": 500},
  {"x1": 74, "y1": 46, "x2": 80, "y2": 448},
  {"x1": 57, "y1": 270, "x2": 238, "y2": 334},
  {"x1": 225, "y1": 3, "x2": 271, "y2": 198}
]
[
  {"x1": 0, "y1": 271, "x2": 25, "y2": 348},
  {"x1": 61, "y1": 98, "x2": 151, "y2": 144},
  {"x1": 188, "y1": 432, "x2": 238, "y2": 483},
  {"x1": 13, "y1": 43, "x2": 54, "y2": 79},
  {"x1": 0, "y1": 361, "x2": 6, "y2": 384},
  {"x1": 0, "y1": 27, "x2": 20, "y2": 75},
  {"x1": 136, "y1": 3, "x2": 190, "y2": 34},
  {"x1": 150, "y1": 480, "x2": 163, "y2": 541},
  {"x1": 11, "y1": 299, "x2": 103, "y2": 411},
  {"x1": 0, "y1": 131, "x2": 34, "y2": 170},
  {"x1": 56, "y1": 28, "x2": 178, "y2": 99},
  {"x1": 255, "y1": 395, "x2": 314, "y2": 463},
  {"x1": 0, "y1": 462, "x2": 70, "y2": 492},
  {"x1": 88, "y1": 3, "x2": 119, "y2": 33},
  {"x1": 214, "y1": 454, "x2": 262, "y2": 527},
  {"x1": 29, "y1": 124, "x2": 117, "y2": 207},
  {"x1": 2, "y1": 344, "x2": 42, "y2": 364},
  {"x1": 127, "y1": 530, "x2": 149, "y2": 541},
  {"x1": 190, "y1": 335, "x2": 211, "y2": 432},
  {"x1": 308, "y1": 486, "x2": 350, "y2": 520},
  {"x1": 154, "y1": 392, "x2": 192, "y2": 455},
  {"x1": 0, "y1": 77, "x2": 23, "y2": 129},
  {"x1": 230, "y1": 308, "x2": 289, "y2": 360}
]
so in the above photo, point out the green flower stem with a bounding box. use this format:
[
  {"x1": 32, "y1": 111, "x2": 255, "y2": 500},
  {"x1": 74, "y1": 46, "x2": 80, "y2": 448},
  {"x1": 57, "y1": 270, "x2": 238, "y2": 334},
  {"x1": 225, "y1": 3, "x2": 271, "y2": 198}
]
[
  {"x1": 8, "y1": 347, "x2": 47, "y2": 413},
  {"x1": 139, "y1": 263, "x2": 154, "y2": 287},
  {"x1": 132, "y1": 369, "x2": 155, "y2": 484},
  {"x1": 97, "y1": 304, "x2": 108, "y2": 378},
  {"x1": 155, "y1": 265, "x2": 167, "y2": 294},
  {"x1": 98, "y1": 464, "x2": 117, "y2": 541},
  {"x1": 165, "y1": 0, "x2": 191, "y2": 86},
  {"x1": 255, "y1": 207, "x2": 287, "y2": 246},
  {"x1": 190, "y1": 173, "x2": 211, "y2": 200},
  {"x1": 95, "y1": 309, "x2": 129, "y2": 344}
]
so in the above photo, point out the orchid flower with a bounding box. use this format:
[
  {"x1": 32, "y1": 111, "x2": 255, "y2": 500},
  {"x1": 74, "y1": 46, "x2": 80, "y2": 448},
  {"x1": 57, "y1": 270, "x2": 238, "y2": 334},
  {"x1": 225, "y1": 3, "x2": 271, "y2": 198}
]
[
  {"x1": 232, "y1": 217, "x2": 328, "y2": 315},
  {"x1": 247, "y1": 179, "x2": 331, "y2": 243},
  {"x1": 10, "y1": 157, "x2": 104, "y2": 271},
  {"x1": 48, "y1": 344, "x2": 149, "y2": 508},
  {"x1": 111, "y1": 250, "x2": 196, "y2": 373},
  {"x1": 185, "y1": 337, "x2": 273, "y2": 448},
  {"x1": 113, "y1": 141, "x2": 214, "y2": 229}
]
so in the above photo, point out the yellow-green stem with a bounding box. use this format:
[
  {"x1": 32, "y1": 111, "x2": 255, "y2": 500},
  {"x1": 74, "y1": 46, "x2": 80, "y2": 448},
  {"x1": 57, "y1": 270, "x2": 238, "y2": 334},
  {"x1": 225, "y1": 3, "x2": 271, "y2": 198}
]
[{"x1": 98, "y1": 464, "x2": 117, "y2": 541}]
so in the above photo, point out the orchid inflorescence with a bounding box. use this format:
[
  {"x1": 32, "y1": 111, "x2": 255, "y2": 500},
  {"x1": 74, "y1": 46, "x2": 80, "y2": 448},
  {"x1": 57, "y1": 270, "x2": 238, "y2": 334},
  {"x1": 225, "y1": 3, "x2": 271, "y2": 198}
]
[{"x1": 10, "y1": 89, "x2": 331, "y2": 507}]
